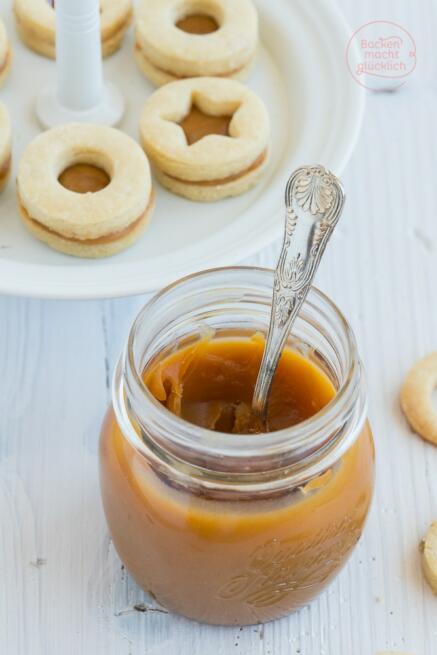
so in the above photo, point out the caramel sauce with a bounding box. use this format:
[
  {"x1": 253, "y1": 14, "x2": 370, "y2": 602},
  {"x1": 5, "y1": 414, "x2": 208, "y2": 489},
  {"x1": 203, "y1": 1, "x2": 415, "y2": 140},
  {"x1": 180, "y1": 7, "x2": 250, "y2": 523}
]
[
  {"x1": 19, "y1": 191, "x2": 155, "y2": 245},
  {"x1": 179, "y1": 105, "x2": 232, "y2": 145},
  {"x1": 135, "y1": 42, "x2": 246, "y2": 79},
  {"x1": 144, "y1": 334, "x2": 335, "y2": 432},
  {"x1": 0, "y1": 48, "x2": 10, "y2": 74},
  {"x1": 0, "y1": 153, "x2": 11, "y2": 179},
  {"x1": 99, "y1": 333, "x2": 375, "y2": 624},
  {"x1": 58, "y1": 164, "x2": 110, "y2": 194},
  {"x1": 166, "y1": 149, "x2": 267, "y2": 186},
  {"x1": 176, "y1": 14, "x2": 219, "y2": 35}
]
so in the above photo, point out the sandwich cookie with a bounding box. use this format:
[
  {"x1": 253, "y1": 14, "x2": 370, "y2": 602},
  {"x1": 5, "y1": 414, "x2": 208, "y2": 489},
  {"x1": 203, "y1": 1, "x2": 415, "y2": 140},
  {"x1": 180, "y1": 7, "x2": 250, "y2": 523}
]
[
  {"x1": 17, "y1": 123, "x2": 155, "y2": 258},
  {"x1": 139, "y1": 77, "x2": 270, "y2": 202},
  {"x1": 135, "y1": 0, "x2": 258, "y2": 87},
  {"x1": 0, "y1": 19, "x2": 12, "y2": 86},
  {"x1": 0, "y1": 103, "x2": 11, "y2": 192},
  {"x1": 13, "y1": 0, "x2": 132, "y2": 59}
]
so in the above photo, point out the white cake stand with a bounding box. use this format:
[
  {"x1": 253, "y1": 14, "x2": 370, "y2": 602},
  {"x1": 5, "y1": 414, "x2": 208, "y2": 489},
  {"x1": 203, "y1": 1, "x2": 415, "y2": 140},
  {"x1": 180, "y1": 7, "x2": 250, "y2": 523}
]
[
  {"x1": 35, "y1": 0, "x2": 124, "y2": 128},
  {"x1": 0, "y1": 0, "x2": 365, "y2": 299}
]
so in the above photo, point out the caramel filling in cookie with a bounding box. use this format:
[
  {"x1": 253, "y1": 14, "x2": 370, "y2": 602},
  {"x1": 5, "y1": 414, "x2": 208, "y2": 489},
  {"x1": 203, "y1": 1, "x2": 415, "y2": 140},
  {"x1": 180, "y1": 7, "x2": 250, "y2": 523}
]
[
  {"x1": 135, "y1": 42, "x2": 246, "y2": 79},
  {"x1": 59, "y1": 164, "x2": 111, "y2": 194},
  {"x1": 0, "y1": 153, "x2": 11, "y2": 180},
  {"x1": 20, "y1": 191, "x2": 155, "y2": 245},
  {"x1": 0, "y1": 48, "x2": 10, "y2": 74},
  {"x1": 179, "y1": 105, "x2": 232, "y2": 145},
  {"x1": 176, "y1": 14, "x2": 219, "y2": 35},
  {"x1": 165, "y1": 149, "x2": 267, "y2": 186}
]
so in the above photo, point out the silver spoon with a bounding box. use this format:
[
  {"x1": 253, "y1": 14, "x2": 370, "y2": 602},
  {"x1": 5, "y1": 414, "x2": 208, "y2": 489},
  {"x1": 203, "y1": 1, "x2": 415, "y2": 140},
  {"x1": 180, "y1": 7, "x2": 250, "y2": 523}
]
[{"x1": 251, "y1": 165, "x2": 345, "y2": 427}]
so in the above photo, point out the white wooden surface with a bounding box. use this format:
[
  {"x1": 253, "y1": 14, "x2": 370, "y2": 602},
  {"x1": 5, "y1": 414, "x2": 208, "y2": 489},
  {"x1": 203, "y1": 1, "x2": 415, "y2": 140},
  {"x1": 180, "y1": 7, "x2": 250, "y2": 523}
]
[{"x1": 1, "y1": 0, "x2": 436, "y2": 653}]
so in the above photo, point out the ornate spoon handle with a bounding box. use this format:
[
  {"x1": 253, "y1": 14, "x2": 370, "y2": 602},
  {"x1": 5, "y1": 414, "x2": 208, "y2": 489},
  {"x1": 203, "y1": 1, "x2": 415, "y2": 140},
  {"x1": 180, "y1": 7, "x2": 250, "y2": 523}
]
[{"x1": 252, "y1": 165, "x2": 345, "y2": 422}]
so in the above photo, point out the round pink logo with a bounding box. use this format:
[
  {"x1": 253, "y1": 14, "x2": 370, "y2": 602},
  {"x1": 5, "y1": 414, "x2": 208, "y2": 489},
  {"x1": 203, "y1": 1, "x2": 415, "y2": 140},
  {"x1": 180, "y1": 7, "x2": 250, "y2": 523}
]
[{"x1": 346, "y1": 21, "x2": 417, "y2": 90}]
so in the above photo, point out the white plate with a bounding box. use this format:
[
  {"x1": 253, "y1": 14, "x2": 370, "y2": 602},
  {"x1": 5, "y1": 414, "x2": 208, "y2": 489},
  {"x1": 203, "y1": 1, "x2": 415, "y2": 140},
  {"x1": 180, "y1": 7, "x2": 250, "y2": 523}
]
[{"x1": 0, "y1": 0, "x2": 364, "y2": 299}]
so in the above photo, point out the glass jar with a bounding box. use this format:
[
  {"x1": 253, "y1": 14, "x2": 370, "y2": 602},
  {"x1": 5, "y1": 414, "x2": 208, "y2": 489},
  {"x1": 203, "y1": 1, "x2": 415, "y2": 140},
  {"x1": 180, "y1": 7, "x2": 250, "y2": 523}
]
[{"x1": 99, "y1": 267, "x2": 374, "y2": 626}]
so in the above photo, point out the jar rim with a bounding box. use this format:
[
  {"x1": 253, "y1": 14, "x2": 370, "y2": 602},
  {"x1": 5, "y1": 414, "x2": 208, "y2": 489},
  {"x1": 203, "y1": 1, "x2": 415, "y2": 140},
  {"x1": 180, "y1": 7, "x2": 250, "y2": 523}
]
[{"x1": 117, "y1": 266, "x2": 366, "y2": 474}]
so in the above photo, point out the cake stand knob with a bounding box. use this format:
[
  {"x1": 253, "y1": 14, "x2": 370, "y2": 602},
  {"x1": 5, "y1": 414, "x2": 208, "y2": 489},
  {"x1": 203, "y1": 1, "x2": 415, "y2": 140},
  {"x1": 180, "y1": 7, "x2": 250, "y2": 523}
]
[{"x1": 35, "y1": 0, "x2": 125, "y2": 129}]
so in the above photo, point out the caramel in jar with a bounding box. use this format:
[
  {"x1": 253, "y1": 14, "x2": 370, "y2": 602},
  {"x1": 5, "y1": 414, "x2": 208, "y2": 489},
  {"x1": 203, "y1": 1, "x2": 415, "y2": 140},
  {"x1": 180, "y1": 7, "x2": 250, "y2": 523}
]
[{"x1": 100, "y1": 333, "x2": 374, "y2": 625}]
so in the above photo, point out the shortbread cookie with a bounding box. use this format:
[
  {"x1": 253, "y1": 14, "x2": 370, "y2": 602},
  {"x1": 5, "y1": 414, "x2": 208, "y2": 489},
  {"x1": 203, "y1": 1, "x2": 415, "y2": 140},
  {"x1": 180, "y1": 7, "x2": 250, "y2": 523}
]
[
  {"x1": 401, "y1": 352, "x2": 437, "y2": 445},
  {"x1": 0, "y1": 19, "x2": 12, "y2": 87},
  {"x1": 420, "y1": 522, "x2": 437, "y2": 594},
  {"x1": 135, "y1": 0, "x2": 258, "y2": 86},
  {"x1": 17, "y1": 123, "x2": 155, "y2": 258},
  {"x1": 13, "y1": 0, "x2": 132, "y2": 59},
  {"x1": 0, "y1": 103, "x2": 11, "y2": 192},
  {"x1": 139, "y1": 77, "x2": 270, "y2": 202}
]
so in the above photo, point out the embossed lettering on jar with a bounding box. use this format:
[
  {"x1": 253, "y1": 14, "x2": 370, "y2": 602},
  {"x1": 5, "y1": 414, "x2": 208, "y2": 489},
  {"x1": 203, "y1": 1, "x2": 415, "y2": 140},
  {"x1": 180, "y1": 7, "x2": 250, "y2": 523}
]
[{"x1": 99, "y1": 268, "x2": 375, "y2": 626}]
